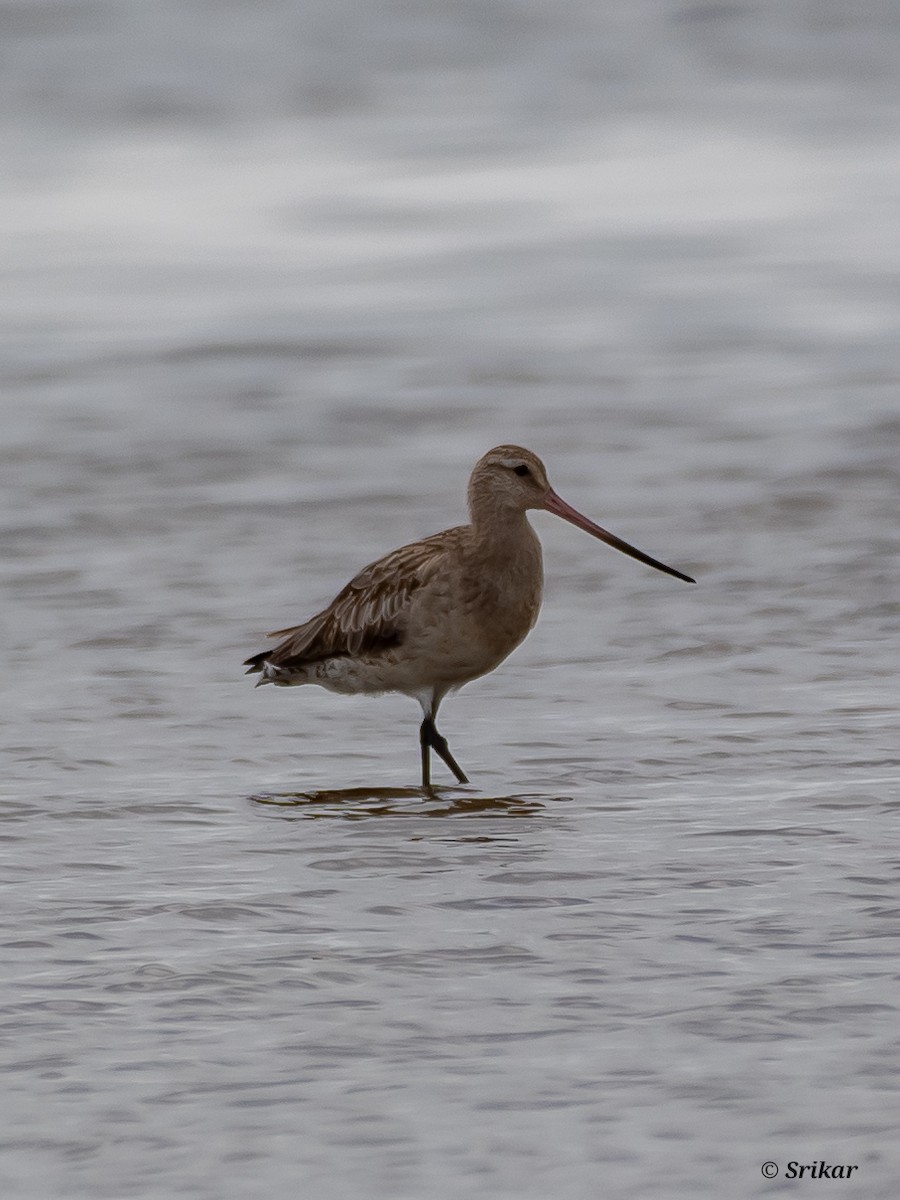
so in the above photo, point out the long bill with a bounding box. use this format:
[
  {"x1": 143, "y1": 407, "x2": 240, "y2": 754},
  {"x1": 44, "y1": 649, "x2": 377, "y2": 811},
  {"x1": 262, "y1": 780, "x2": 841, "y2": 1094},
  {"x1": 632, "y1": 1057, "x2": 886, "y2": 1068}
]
[{"x1": 543, "y1": 489, "x2": 696, "y2": 584}]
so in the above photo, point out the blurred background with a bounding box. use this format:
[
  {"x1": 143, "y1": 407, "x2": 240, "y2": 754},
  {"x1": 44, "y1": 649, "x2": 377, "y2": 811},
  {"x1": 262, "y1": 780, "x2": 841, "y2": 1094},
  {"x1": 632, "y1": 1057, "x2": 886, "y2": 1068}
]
[
  {"x1": 2, "y1": 3, "x2": 900, "y2": 1198},
  {"x1": 5, "y1": 0, "x2": 900, "y2": 445}
]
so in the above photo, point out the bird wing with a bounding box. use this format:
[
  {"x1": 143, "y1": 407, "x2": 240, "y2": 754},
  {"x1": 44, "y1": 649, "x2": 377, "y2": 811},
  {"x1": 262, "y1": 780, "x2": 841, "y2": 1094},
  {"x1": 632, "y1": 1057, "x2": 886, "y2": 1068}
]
[{"x1": 250, "y1": 527, "x2": 462, "y2": 669}]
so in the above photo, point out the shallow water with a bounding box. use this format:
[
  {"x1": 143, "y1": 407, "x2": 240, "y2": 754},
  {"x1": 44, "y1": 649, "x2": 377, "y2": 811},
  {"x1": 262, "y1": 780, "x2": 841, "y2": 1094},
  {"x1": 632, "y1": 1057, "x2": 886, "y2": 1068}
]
[{"x1": 3, "y1": 3, "x2": 900, "y2": 1198}]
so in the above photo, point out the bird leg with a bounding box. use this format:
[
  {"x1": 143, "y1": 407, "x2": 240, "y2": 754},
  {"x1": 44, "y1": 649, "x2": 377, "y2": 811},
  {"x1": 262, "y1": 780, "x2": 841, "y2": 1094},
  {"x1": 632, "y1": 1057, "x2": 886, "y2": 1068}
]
[
  {"x1": 419, "y1": 716, "x2": 468, "y2": 786},
  {"x1": 419, "y1": 718, "x2": 432, "y2": 788}
]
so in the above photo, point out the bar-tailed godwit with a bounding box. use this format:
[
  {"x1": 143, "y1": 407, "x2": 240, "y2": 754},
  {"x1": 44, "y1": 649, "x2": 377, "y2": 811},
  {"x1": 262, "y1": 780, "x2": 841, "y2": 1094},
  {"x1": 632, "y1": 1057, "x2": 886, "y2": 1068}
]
[{"x1": 244, "y1": 445, "x2": 694, "y2": 786}]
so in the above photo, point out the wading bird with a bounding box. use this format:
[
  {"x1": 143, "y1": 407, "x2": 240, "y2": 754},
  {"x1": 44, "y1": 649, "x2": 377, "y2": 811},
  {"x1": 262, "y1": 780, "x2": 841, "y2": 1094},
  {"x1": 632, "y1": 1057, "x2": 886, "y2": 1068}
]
[{"x1": 244, "y1": 445, "x2": 694, "y2": 786}]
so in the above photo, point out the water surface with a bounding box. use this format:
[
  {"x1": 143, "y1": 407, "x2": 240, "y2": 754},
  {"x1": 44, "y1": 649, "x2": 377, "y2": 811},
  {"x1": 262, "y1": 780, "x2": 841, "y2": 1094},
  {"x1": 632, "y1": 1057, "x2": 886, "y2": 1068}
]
[{"x1": 2, "y1": 3, "x2": 900, "y2": 1197}]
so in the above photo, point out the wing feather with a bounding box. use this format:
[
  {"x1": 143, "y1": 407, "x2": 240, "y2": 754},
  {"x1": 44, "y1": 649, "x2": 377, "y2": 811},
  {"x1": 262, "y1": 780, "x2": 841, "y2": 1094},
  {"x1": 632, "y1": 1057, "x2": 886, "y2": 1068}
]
[{"x1": 244, "y1": 528, "x2": 462, "y2": 673}]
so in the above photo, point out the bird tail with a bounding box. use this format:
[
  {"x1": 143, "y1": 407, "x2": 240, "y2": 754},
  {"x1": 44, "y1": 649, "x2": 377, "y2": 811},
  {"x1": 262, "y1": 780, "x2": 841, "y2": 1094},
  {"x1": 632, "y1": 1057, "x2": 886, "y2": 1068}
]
[
  {"x1": 243, "y1": 652, "x2": 295, "y2": 687},
  {"x1": 243, "y1": 649, "x2": 268, "y2": 675}
]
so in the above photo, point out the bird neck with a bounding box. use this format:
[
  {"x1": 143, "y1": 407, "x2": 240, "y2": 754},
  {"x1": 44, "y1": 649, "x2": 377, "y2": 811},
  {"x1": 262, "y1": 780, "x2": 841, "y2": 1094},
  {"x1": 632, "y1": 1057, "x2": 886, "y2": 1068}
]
[{"x1": 468, "y1": 501, "x2": 537, "y2": 555}]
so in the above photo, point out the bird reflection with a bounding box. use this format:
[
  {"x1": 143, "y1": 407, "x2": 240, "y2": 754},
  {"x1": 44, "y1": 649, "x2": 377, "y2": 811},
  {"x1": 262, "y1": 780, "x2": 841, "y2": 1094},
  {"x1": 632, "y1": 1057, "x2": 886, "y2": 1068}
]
[{"x1": 249, "y1": 786, "x2": 552, "y2": 819}]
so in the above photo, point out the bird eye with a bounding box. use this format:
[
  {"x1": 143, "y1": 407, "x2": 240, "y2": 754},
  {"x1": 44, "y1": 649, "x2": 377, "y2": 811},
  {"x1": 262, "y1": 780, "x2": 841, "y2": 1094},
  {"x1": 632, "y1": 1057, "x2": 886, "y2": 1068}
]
[{"x1": 513, "y1": 464, "x2": 531, "y2": 477}]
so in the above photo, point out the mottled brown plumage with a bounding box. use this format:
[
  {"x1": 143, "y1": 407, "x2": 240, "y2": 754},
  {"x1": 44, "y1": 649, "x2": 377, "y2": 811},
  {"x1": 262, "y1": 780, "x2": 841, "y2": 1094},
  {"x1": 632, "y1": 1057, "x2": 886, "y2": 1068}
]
[{"x1": 244, "y1": 445, "x2": 694, "y2": 785}]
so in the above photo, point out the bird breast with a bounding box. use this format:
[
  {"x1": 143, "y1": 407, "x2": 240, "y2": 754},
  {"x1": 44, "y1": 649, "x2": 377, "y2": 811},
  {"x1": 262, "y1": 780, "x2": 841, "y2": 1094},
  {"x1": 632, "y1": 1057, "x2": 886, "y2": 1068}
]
[{"x1": 407, "y1": 525, "x2": 543, "y2": 683}]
